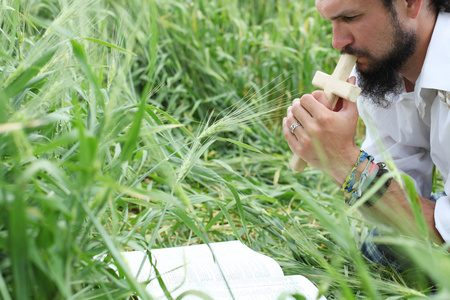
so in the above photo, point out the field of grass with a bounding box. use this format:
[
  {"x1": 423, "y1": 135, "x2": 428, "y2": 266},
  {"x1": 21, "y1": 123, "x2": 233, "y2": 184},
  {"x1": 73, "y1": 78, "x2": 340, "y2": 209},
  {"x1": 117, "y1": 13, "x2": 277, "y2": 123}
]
[{"x1": 1, "y1": 0, "x2": 449, "y2": 299}]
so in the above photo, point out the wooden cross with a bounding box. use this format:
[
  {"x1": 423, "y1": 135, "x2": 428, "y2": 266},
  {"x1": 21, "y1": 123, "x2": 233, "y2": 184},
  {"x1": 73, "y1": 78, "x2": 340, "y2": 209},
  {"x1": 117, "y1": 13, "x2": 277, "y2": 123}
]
[{"x1": 289, "y1": 54, "x2": 362, "y2": 172}]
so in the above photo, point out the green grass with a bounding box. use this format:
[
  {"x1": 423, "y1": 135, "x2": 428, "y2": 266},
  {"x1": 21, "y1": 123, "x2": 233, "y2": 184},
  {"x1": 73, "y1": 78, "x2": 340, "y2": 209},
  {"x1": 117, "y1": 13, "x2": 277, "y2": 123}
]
[{"x1": 0, "y1": 0, "x2": 449, "y2": 299}]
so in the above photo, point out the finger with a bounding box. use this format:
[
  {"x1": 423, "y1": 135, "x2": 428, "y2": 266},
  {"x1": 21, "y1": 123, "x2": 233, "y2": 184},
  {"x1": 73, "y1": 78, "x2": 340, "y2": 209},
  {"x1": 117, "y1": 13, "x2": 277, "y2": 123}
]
[
  {"x1": 290, "y1": 120, "x2": 303, "y2": 136},
  {"x1": 286, "y1": 106, "x2": 301, "y2": 132},
  {"x1": 290, "y1": 98, "x2": 301, "y2": 114},
  {"x1": 311, "y1": 90, "x2": 333, "y2": 110},
  {"x1": 341, "y1": 94, "x2": 359, "y2": 118},
  {"x1": 291, "y1": 95, "x2": 315, "y2": 124},
  {"x1": 337, "y1": 76, "x2": 357, "y2": 111},
  {"x1": 283, "y1": 117, "x2": 300, "y2": 153},
  {"x1": 340, "y1": 76, "x2": 359, "y2": 115},
  {"x1": 348, "y1": 76, "x2": 356, "y2": 85},
  {"x1": 286, "y1": 105, "x2": 294, "y2": 118},
  {"x1": 298, "y1": 92, "x2": 328, "y2": 119}
]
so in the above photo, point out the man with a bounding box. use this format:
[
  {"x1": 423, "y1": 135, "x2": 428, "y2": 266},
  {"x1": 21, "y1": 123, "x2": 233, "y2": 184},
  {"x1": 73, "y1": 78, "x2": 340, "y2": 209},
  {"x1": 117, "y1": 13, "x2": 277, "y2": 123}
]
[{"x1": 283, "y1": 0, "x2": 450, "y2": 266}]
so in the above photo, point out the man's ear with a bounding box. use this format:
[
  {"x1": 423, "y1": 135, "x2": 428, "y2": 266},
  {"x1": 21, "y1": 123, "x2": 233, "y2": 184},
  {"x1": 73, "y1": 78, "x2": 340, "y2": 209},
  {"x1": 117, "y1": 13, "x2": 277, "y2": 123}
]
[{"x1": 405, "y1": 0, "x2": 423, "y2": 19}]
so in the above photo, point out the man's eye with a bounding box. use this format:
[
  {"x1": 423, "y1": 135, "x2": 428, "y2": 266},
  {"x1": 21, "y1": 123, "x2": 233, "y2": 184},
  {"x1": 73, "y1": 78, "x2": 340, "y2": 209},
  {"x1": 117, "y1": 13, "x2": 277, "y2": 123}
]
[{"x1": 344, "y1": 15, "x2": 359, "y2": 21}]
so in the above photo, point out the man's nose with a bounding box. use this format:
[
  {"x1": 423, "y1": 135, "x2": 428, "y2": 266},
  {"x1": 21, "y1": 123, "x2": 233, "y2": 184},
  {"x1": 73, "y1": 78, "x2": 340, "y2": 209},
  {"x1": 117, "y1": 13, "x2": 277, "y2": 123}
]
[{"x1": 332, "y1": 23, "x2": 354, "y2": 51}]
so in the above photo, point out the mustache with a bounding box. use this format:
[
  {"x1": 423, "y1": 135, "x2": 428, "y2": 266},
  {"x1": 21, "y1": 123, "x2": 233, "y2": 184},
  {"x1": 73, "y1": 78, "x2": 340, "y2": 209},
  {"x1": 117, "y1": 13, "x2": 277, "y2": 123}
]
[{"x1": 340, "y1": 46, "x2": 372, "y2": 59}]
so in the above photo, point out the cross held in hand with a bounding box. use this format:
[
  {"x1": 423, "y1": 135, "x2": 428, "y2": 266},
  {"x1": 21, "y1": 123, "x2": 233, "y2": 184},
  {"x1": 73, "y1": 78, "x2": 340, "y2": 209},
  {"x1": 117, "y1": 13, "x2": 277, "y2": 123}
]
[
  {"x1": 311, "y1": 54, "x2": 362, "y2": 109},
  {"x1": 289, "y1": 54, "x2": 361, "y2": 172}
]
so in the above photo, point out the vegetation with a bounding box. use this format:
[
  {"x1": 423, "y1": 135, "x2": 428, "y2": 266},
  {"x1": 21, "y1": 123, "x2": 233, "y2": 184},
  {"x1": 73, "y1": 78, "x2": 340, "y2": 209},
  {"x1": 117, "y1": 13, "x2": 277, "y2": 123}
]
[{"x1": 0, "y1": 0, "x2": 449, "y2": 299}]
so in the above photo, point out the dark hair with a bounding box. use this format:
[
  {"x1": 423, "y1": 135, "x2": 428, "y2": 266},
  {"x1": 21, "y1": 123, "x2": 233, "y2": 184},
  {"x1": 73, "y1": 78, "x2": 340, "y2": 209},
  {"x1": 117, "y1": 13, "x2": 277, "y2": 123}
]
[{"x1": 381, "y1": 0, "x2": 450, "y2": 14}]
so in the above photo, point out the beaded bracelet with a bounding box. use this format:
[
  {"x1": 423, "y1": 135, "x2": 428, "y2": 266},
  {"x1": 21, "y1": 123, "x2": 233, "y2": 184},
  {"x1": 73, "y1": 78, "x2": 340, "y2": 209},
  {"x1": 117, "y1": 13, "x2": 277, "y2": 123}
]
[
  {"x1": 344, "y1": 162, "x2": 392, "y2": 207},
  {"x1": 341, "y1": 150, "x2": 370, "y2": 193},
  {"x1": 360, "y1": 162, "x2": 380, "y2": 191},
  {"x1": 345, "y1": 156, "x2": 375, "y2": 206}
]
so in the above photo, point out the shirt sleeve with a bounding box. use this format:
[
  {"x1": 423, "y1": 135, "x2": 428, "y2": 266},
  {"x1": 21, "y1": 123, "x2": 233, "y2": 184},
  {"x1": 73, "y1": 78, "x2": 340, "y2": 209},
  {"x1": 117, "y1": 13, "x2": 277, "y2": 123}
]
[
  {"x1": 435, "y1": 167, "x2": 450, "y2": 243},
  {"x1": 435, "y1": 195, "x2": 450, "y2": 243}
]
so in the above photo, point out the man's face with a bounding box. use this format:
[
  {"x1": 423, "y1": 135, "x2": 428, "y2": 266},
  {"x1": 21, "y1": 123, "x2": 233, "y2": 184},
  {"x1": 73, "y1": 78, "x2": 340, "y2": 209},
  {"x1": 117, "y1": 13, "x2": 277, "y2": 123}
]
[
  {"x1": 316, "y1": 0, "x2": 418, "y2": 106},
  {"x1": 346, "y1": 10, "x2": 417, "y2": 107}
]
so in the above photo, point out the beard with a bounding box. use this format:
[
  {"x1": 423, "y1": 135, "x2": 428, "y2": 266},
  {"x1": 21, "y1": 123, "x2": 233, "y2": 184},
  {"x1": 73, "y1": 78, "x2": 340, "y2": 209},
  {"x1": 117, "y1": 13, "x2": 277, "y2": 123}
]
[{"x1": 342, "y1": 13, "x2": 418, "y2": 107}]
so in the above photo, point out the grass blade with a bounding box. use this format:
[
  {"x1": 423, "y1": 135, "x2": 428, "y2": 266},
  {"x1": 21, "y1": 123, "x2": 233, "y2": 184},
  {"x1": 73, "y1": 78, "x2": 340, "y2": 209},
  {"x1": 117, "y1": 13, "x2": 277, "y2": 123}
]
[
  {"x1": 3, "y1": 46, "x2": 57, "y2": 99},
  {"x1": 82, "y1": 37, "x2": 136, "y2": 56}
]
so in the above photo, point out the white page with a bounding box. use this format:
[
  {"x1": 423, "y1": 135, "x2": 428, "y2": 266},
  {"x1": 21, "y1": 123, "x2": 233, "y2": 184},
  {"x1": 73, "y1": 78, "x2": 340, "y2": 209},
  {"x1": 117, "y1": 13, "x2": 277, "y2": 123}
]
[
  {"x1": 120, "y1": 241, "x2": 325, "y2": 300},
  {"x1": 155, "y1": 275, "x2": 327, "y2": 300},
  {"x1": 121, "y1": 241, "x2": 284, "y2": 284}
]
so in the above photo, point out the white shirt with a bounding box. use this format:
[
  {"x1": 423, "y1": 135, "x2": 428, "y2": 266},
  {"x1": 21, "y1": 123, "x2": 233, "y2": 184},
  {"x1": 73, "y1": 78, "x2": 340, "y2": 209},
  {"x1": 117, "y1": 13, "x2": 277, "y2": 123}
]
[{"x1": 357, "y1": 13, "x2": 450, "y2": 243}]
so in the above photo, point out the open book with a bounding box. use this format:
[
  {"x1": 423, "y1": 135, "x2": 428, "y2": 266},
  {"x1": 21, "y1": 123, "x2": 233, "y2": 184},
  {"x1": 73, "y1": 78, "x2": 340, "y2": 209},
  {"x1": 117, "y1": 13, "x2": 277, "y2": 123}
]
[{"x1": 121, "y1": 240, "x2": 326, "y2": 300}]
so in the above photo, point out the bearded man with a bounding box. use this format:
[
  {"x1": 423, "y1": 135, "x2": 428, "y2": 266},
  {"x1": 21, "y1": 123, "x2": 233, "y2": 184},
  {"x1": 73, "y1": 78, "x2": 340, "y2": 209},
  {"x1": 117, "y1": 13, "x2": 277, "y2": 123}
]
[{"x1": 283, "y1": 0, "x2": 450, "y2": 270}]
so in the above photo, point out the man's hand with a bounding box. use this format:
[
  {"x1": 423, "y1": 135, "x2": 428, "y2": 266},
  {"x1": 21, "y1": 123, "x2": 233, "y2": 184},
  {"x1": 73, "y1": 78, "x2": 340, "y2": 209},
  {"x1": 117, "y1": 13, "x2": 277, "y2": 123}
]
[{"x1": 283, "y1": 78, "x2": 361, "y2": 184}]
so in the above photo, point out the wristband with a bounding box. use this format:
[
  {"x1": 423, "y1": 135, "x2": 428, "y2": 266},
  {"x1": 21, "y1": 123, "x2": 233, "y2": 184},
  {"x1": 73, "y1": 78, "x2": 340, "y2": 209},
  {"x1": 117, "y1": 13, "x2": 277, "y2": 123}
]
[
  {"x1": 341, "y1": 150, "x2": 369, "y2": 193},
  {"x1": 345, "y1": 156, "x2": 375, "y2": 206},
  {"x1": 363, "y1": 162, "x2": 392, "y2": 207}
]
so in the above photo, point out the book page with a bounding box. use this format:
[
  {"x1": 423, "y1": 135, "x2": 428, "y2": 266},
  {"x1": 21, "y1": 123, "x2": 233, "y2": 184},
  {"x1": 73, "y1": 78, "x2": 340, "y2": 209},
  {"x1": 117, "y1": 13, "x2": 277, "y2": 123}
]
[
  {"x1": 120, "y1": 241, "x2": 325, "y2": 300},
  {"x1": 160, "y1": 275, "x2": 327, "y2": 300},
  {"x1": 121, "y1": 241, "x2": 284, "y2": 284}
]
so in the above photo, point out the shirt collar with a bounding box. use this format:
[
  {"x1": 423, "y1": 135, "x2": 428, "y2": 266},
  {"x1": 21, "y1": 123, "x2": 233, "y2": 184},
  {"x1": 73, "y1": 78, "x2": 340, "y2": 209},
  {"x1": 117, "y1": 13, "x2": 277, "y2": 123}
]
[
  {"x1": 414, "y1": 12, "x2": 450, "y2": 120},
  {"x1": 416, "y1": 12, "x2": 450, "y2": 92}
]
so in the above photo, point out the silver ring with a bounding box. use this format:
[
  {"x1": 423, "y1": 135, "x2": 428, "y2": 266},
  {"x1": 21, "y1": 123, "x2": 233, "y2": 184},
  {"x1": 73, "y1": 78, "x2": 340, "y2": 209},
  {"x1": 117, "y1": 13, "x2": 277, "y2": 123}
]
[{"x1": 290, "y1": 121, "x2": 302, "y2": 134}]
